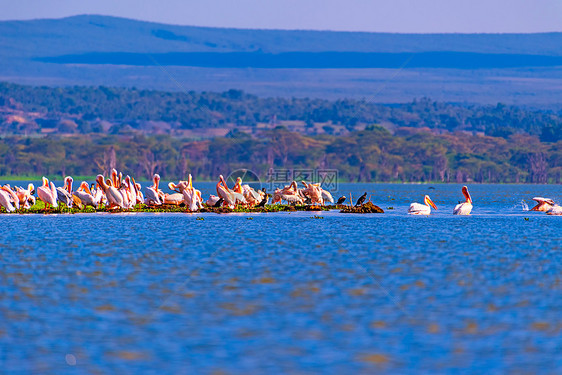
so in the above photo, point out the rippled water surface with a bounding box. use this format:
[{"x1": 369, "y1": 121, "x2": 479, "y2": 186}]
[{"x1": 1, "y1": 183, "x2": 561, "y2": 374}]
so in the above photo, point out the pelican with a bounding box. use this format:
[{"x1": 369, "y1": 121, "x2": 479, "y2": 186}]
[
  {"x1": 408, "y1": 195, "x2": 438, "y2": 215},
  {"x1": 132, "y1": 178, "x2": 144, "y2": 203},
  {"x1": 126, "y1": 176, "x2": 138, "y2": 207},
  {"x1": 530, "y1": 197, "x2": 555, "y2": 212},
  {"x1": 163, "y1": 190, "x2": 185, "y2": 206},
  {"x1": 453, "y1": 186, "x2": 473, "y2": 215},
  {"x1": 273, "y1": 181, "x2": 303, "y2": 205},
  {"x1": 216, "y1": 175, "x2": 236, "y2": 208},
  {"x1": 73, "y1": 181, "x2": 98, "y2": 208},
  {"x1": 227, "y1": 177, "x2": 247, "y2": 205},
  {"x1": 37, "y1": 177, "x2": 58, "y2": 209},
  {"x1": 15, "y1": 183, "x2": 35, "y2": 209},
  {"x1": 1, "y1": 185, "x2": 20, "y2": 211},
  {"x1": 301, "y1": 181, "x2": 324, "y2": 205},
  {"x1": 321, "y1": 187, "x2": 334, "y2": 204},
  {"x1": 206, "y1": 195, "x2": 221, "y2": 206},
  {"x1": 56, "y1": 176, "x2": 74, "y2": 207},
  {"x1": 145, "y1": 174, "x2": 163, "y2": 206},
  {"x1": 0, "y1": 186, "x2": 17, "y2": 212},
  {"x1": 234, "y1": 177, "x2": 261, "y2": 206},
  {"x1": 547, "y1": 204, "x2": 562, "y2": 215},
  {"x1": 96, "y1": 175, "x2": 124, "y2": 209}
]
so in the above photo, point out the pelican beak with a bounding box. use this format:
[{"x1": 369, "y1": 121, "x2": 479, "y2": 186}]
[
  {"x1": 428, "y1": 198, "x2": 437, "y2": 210},
  {"x1": 462, "y1": 186, "x2": 472, "y2": 203}
]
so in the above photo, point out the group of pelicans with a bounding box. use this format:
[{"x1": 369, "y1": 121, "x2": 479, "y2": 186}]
[
  {"x1": 0, "y1": 169, "x2": 336, "y2": 213},
  {"x1": 407, "y1": 185, "x2": 562, "y2": 215},
  {"x1": 0, "y1": 171, "x2": 560, "y2": 215}
]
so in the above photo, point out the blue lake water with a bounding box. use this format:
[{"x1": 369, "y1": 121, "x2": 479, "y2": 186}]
[{"x1": 0, "y1": 183, "x2": 561, "y2": 374}]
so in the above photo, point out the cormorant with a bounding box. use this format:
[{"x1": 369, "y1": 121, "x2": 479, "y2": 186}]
[
  {"x1": 336, "y1": 196, "x2": 346, "y2": 205},
  {"x1": 257, "y1": 192, "x2": 270, "y2": 207},
  {"x1": 355, "y1": 192, "x2": 367, "y2": 206}
]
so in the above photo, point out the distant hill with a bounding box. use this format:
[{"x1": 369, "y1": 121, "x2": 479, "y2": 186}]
[{"x1": 1, "y1": 15, "x2": 562, "y2": 104}]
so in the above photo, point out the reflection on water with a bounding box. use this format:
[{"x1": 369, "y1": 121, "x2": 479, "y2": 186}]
[{"x1": 0, "y1": 183, "x2": 560, "y2": 373}]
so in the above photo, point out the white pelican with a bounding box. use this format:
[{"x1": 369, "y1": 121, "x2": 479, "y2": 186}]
[
  {"x1": 144, "y1": 174, "x2": 163, "y2": 206},
  {"x1": 163, "y1": 182, "x2": 185, "y2": 205},
  {"x1": 226, "y1": 176, "x2": 246, "y2": 205},
  {"x1": 273, "y1": 181, "x2": 303, "y2": 204},
  {"x1": 96, "y1": 175, "x2": 124, "y2": 209},
  {"x1": 56, "y1": 176, "x2": 74, "y2": 207},
  {"x1": 321, "y1": 187, "x2": 334, "y2": 204},
  {"x1": 408, "y1": 195, "x2": 437, "y2": 215},
  {"x1": 216, "y1": 175, "x2": 236, "y2": 208},
  {"x1": 547, "y1": 205, "x2": 562, "y2": 215},
  {"x1": 73, "y1": 181, "x2": 98, "y2": 208},
  {"x1": 206, "y1": 195, "x2": 221, "y2": 206},
  {"x1": 37, "y1": 177, "x2": 58, "y2": 209},
  {"x1": 15, "y1": 184, "x2": 36, "y2": 209},
  {"x1": 530, "y1": 197, "x2": 555, "y2": 212},
  {"x1": 233, "y1": 177, "x2": 261, "y2": 206},
  {"x1": 0, "y1": 186, "x2": 17, "y2": 212},
  {"x1": 453, "y1": 186, "x2": 472, "y2": 215}
]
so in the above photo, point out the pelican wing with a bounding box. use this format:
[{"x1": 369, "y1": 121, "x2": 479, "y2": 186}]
[
  {"x1": 408, "y1": 202, "x2": 430, "y2": 215},
  {"x1": 532, "y1": 197, "x2": 555, "y2": 205},
  {"x1": 453, "y1": 202, "x2": 472, "y2": 215}
]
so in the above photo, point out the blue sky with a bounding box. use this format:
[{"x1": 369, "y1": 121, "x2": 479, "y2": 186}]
[{"x1": 2, "y1": 0, "x2": 561, "y2": 33}]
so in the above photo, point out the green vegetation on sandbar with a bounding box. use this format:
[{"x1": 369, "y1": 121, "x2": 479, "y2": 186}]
[{"x1": 2, "y1": 200, "x2": 335, "y2": 215}]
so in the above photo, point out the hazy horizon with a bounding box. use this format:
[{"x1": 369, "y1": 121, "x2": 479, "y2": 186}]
[{"x1": 2, "y1": 0, "x2": 561, "y2": 34}]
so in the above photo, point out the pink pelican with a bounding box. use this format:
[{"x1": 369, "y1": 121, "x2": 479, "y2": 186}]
[{"x1": 37, "y1": 177, "x2": 58, "y2": 209}]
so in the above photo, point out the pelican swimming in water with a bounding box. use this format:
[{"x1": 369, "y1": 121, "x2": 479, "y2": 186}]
[
  {"x1": 37, "y1": 177, "x2": 58, "y2": 209},
  {"x1": 547, "y1": 204, "x2": 562, "y2": 215},
  {"x1": 408, "y1": 195, "x2": 438, "y2": 215},
  {"x1": 530, "y1": 197, "x2": 555, "y2": 212},
  {"x1": 453, "y1": 186, "x2": 473, "y2": 215}
]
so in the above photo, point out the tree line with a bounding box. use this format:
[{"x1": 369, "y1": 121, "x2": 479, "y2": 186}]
[
  {"x1": 0, "y1": 127, "x2": 560, "y2": 183},
  {"x1": 1, "y1": 82, "x2": 561, "y2": 141}
]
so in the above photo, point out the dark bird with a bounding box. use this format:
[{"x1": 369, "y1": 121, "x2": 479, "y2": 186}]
[
  {"x1": 213, "y1": 197, "x2": 224, "y2": 208},
  {"x1": 336, "y1": 196, "x2": 346, "y2": 205},
  {"x1": 355, "y1": 192, "x2": 367, "y2": 206},
  {"x1": 258, "y1": 192, "x2": 270, "y2": 207}
]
